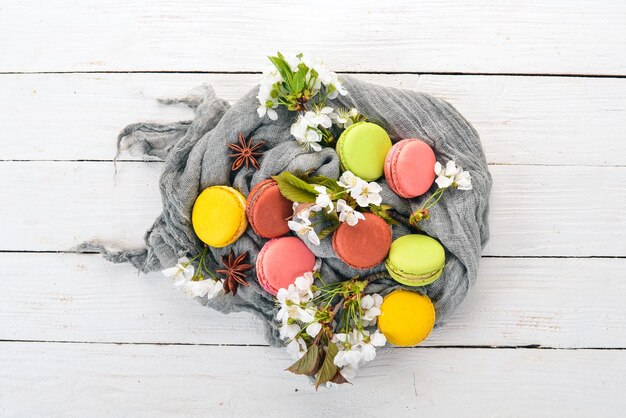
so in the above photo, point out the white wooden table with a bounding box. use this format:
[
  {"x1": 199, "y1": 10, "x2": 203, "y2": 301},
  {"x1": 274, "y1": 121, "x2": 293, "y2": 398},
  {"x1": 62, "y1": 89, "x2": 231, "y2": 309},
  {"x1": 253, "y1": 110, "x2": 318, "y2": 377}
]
[{"x1": 1, "y1": 1, "x2": 625, "y2": 416}]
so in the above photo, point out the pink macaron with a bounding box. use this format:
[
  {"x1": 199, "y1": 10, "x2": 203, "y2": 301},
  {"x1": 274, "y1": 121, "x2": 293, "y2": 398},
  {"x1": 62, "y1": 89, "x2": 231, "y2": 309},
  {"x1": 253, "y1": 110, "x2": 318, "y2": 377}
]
[
  {"x1": 384, "y1": 138, "x2": 436, "y2": 198},
  {"x1": 256, "y1": 236, "x2": 316, "y2": 295}
]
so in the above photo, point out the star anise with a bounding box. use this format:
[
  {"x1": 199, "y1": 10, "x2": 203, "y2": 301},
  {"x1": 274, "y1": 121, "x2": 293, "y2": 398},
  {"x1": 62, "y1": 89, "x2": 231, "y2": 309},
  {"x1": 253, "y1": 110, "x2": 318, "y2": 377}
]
[
  {"x1": 216, "y1": 249, "x2": 253, "y2": 295},
  {"x1": 227, "y1": 132, "x2": 265, "y2": 171}
]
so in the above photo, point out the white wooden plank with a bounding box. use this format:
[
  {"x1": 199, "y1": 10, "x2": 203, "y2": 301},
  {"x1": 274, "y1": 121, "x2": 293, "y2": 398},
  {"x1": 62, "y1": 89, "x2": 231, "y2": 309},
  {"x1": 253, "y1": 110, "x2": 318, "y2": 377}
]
[
  {"x1": 1, "y1": 73, "x2": 626, "y2": 166},
  {"x1": 1, "y1": 161, "x2": 624, "y2": 256},
  {"x1": 0, "y1": 253, "x2": 624, "y2": 348},
  {"x1": 1, "y1": 1, "x2": 625, "y2": 74},
  {"x1": 0, "y1": 342, "x2": 624, "y2": 417}
]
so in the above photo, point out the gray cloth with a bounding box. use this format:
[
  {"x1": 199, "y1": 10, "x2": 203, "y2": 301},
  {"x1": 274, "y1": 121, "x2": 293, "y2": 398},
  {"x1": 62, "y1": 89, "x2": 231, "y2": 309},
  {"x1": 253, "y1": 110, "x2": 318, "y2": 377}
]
[{"x1": 76, "y1": 76, "x2": 491, "y2": 346}]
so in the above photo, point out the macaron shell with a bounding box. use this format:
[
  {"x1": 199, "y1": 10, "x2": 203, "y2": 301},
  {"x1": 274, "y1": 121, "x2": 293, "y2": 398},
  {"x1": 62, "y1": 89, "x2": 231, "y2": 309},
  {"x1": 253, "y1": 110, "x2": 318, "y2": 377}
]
[
  {"x1": 192, "y1": 186, "x2": 247, "y2": 248},
  {"x1": 246, "y1": 179, "x2": 292, "y2": 239},
  {"x1": 256, "y1": 237, "x2": 316, "y2": 295},
  {"x1": 332, "y1": 212, "x2": 392, "y2": 269},
  {"x1": 378, "y1": 290, "x2": 436, "y2": 346},
  {"x1": 385, "y1": 234, "x2": 445, "y2": 286},
  {"x1": 337, "y1": 122, "x2": 392, "y2": 181},
  {"x1": 384, "y1": 139, "x2": 436, "y2": 198}
]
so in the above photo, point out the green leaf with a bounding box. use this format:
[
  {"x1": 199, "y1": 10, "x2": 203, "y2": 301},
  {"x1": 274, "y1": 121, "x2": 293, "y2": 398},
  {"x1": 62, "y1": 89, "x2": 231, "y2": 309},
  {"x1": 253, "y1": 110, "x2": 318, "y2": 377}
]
[
  {"x1": 298, "y1": 173, "x2": 344, "y2": 194},
  {"x1": 317, "y1": 224, "x2": 339, "y2": 241},
  {"x1": 308, "y1": 176, "x2": 344, "y2": 193},
  {"x1": 286, "y1": 344, "x2": 320, "y2": 376},
  {"x1": 268, "y1": 54, "x2": 294, "y2": 90},
  {"x1": 315, "y1": 342, "x2": 339, "y2": 389},
  {"x1": 370, "y1": 204, "x2": 398, "y2": 225},
  {"x1": 273, "y1": 172, "x2": 317, "y2": 203},
  {"x1": 317, "y1": 212, "x2": 340, "y2": 240},
  {"x1": 292, "y1": 63, "x2": 308, "y2": 93}
]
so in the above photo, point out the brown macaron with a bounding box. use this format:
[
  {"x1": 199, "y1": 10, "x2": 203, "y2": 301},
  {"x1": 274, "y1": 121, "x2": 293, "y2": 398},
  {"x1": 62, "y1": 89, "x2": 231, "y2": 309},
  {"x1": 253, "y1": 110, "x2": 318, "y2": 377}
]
[
  {"x1": 246, "y1": 179, "x2": 293, "y2": 239},
  {"x1": 332, "y1": 212, "x2": 392, "y2": 269}
]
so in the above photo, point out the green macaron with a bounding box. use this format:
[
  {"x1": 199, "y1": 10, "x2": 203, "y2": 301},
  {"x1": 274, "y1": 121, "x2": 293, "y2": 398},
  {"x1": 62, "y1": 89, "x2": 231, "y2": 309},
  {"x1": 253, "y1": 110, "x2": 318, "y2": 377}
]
[
  {"x1": 336, "y1": 122, "x2": 392, "y2": 181},
  {"x1": 385, "y1": 234, "x2": 445, "y2": 286}
]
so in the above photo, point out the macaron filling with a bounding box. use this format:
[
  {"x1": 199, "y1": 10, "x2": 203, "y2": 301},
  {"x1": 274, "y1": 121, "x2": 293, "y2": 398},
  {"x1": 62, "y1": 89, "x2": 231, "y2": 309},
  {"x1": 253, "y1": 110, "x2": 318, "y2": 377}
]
[{"x1": 385, "y1": 259, "x2": 444, "y2": 285}]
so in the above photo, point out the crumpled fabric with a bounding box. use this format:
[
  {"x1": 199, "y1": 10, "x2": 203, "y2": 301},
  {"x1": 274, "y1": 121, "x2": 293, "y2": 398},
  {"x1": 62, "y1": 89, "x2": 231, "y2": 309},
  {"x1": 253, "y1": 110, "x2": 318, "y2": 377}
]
[{"x1": 76, "y1": 76, "x2": 492, "y2": 346}]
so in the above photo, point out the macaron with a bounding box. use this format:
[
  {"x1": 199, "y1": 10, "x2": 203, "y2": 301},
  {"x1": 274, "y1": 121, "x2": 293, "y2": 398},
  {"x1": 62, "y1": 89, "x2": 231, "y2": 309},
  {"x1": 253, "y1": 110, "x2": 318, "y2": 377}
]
[
  {"x1": 384, "y1": 138, "x2": 436, "y2": 198},
  {"x1": 336, "y1": 122, "x2": 392, "y2": 181},
  {"x1": 377, "y1": 290, "x2": 435, "y2": 346},
  {"x1": 385, "y1": 234, "x2": 445, "y2": 286},
  {"x1": 332, "y1": 212, "x2": 392, "y2": 269},
  {"x1": 191, "y1": 186, "x2": 247, "y2": 248},
  {"x1": 256, "y1": 236, "x2": 316, "y2": 295},
  {"x1": 246, "y1": 179, "x2": 293, "y2": 239}
]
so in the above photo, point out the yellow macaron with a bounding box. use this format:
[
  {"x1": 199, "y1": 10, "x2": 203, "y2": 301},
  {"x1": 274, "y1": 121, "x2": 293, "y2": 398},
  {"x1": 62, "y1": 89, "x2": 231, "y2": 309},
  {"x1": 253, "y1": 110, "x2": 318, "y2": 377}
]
[
  {"x1": 377, "y1": 290, "x2": 435, "y2": 346},
  {"x1": 192, "y1": 186, "x2": 247, "y2": 248}
]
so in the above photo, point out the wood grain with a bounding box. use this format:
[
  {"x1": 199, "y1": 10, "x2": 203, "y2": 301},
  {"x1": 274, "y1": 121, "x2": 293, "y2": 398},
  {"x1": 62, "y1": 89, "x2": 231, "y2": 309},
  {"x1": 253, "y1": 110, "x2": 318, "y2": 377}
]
[
  {"x1": 1, "y1": 1, "x2": 625, "y2": 74},
  {"x1": 1, "y1": 73, "x2": 625, "y2": 165},
  {"x1": 1, "y1": 342, "x2": 624, "y2": 417},
  {"x1": 1, "y1": 161, "x2": 624, "y2": 256},
  {"x1": 1, "y1": 253, "x2": 624, "y2": 348}
]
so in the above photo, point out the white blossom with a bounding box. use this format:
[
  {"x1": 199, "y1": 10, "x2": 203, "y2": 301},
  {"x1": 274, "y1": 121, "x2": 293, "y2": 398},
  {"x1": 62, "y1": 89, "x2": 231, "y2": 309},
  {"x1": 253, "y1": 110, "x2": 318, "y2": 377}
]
[
  {"x1": 434, "y1": 160, "x2": 472, "y2": 190},
  {"x1": 288, "y1": 218, "x2": 321, "y2": 246},
  {"x1": 454, "y1": 169, "x2": 473, "y2": 190},
  {"x1": 336, "y1": 170, "x2": 360, "y2": 192},
  {"x1": 304, "y1": 107, "x2": 334, "y2": 129},
  {"x1": 294, "y1": 272, "x2": 315, "y2": 301},
  {"x1": 290, "y1": 115, "x2": 323, "y2": 152},
  {"x1": 305, "y1": 321, "x2": 322, "y2": 338},
  {"x1": 350, "y1": 180, "x2": 383, "y2": 207},
  {"x1": 332, "y1": 331, "x2": 363, "y2": 369},
  {"x1": 314, "y1": 185, "x2": 334, "y2": 213},
  {"x1": 292, "y1": 202, "x2": 322, "y2": 222},
  {"x1": 358, "y1": 330, "x2": 386, "y2": 362},
  {"x1": 333, "y1": 329, "x2": 386, "y2": 369},
  {"x1": 360, "y1": 293, "x2": 383, "y2": 325},
  {"x1": 279, "y1": 322, "x2": 301, "y2": 340},
  {"x1": 162, "y1": 257, "x2": 195, "y2": 286},
  {"x1": 286, "y1": 337, "x2": 307, "y2": 359},
  {"x1": 183, "y1": 278, "x2": 223, "y2": 299},
  {"x1": 277, "y1": 284, "x2": 302, "y2": 306},
  {"x1": 256, "y1": 67, "x2": 282, "y2": 120},
  {"x1": 336, "y1": 199, "x2": 365, "y2": 226},
  {"x1": 331, "y1": 107, "x2": 359, "y2": 129},
  {"x1": 276, "y1": 283, "x2": 317, "y2": 324}
]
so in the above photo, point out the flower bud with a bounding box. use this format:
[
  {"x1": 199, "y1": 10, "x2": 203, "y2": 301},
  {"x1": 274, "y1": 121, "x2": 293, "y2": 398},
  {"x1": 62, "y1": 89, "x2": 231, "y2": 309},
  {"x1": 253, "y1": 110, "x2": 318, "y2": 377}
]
[{"x1": 409, "y1": 209, "x2": 430, "y2": 225}]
